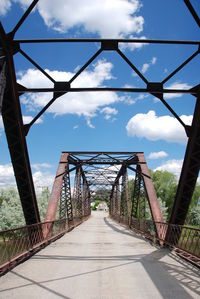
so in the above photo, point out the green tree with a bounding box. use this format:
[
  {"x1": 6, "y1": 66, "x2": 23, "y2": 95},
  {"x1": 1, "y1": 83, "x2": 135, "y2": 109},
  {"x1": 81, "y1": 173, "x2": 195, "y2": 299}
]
[
  {"x1": 0, "y1": 188, "x2": 25, "y2": 230},
  {"x1": 150, "y1": 170, "x2": 177, "y2": 219},
  {"x1": 0, "y1": 187, "x2": 51, "y2": 229},
  {"x1": 188, "y1": 206, "x2": 200, "y2": 226},
  {"x1": 37, "y1": 187, "x2": 50, "y2": 221}
]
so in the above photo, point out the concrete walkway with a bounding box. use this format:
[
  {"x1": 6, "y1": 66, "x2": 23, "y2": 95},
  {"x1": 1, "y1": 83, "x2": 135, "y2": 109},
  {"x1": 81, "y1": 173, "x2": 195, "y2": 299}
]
[{"x1": 0, "y1": 212, "x2": 199, "y2": 299}]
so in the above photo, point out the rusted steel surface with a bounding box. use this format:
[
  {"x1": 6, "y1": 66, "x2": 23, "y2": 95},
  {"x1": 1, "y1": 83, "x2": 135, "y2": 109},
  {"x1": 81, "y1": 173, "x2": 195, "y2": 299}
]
[
  {"x1": 137, "y1": 153, "x2": 164, "y2": 223},
  {"x1": 45, "y1": 153, "x2": 69, "y2": 222}
]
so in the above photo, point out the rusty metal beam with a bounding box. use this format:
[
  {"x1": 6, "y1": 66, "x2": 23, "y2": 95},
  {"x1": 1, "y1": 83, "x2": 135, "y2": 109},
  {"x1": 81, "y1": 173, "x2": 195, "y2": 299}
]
[
  {"x1": 0, "y1": 23, "x2": 40, "y2": 225},
  {"x1": 45, "y1": 153, "x2": 69, "y2": 222},
  {"x1": 137, "y1": 154, "x2": 164, "y2": 224}
]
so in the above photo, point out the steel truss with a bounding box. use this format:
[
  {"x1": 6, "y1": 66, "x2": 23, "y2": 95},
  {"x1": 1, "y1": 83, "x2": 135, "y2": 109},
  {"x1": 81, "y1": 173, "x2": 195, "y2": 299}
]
[{"x1": 0, "y1": 1, "x2": 199, "y2": 241}]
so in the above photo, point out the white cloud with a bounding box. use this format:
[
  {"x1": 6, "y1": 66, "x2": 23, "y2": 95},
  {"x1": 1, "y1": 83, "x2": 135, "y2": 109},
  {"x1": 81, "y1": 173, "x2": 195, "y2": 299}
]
[
  {"x1": 119, "y1": 35, "x2": 147, "y2": 52},
  {"x1": 135, "y1": 94, "x2": 148, "y2": 101},
  {"x1": 3, "y1": 1, "x2": 146, "y2": 52},
  {"x1": 155, "y1": 160, "x2": 200, "y2": 184},
  {"x1": 126, "y1": 110, "x2": 192, "y2": 144},
  {"x1": 73, "y1": 125, "x2": 79, "y2": 130},
  {"x1": 86, "y1": 117, "x2": 95, "y2": 129},
  {"x1": 0, "y1": 163, "x2": 54, "y2": 191},
  {"x1": 14, "y1": 0, "x2": 32, "y2": 9},
  {"x1": 22, "y1": 115, "x2": 43, "y2": 124},
  {"x1": 141, "y1": 63, "x2": 149, "y2": 74},
  {"x1": 18, "y1": 60, "x2": 122, "y2": 124},
  {"x1": 0, "y1": 164, "x2": 16, "y2": 187},
  {"x1": 100, "y1": 106, "x2": 118, "y2": 120},
  {"x1": 151, "y1": 57, "x2": 157, "y2": 65},
  {"x1": 148, "y1": 151, "x2": 168, "y2": 160},
  {"x1": 31, "y1": 163, "x2": 52, "y2": 171},
  {"x1": 0, "y1": 0, "x2": 11, "y2": 16},
  {"x1": 3, "y1": 0, "x2": 146, "y2": 53},
  {"x1": 33, "y1": 171, "x2": 54, "y2": 191},
  {"x1": 36, "y1": 0, "x2": 144, "y2": 38},
  {"x1": 154, "y1": 159, "x2": 183, "y2": 178},
  {"x1": 141, "y1": 56, "x2": 157, "y2": 74},
  {"x1": 164, "y1": 82, "x2": 192, "y2": 99}
]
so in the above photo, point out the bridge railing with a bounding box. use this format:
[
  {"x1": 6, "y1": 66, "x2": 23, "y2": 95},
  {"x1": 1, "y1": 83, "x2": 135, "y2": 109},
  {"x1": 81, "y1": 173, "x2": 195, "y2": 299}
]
[
  {"x1": 130, "y1": 219, "x2": 200, "y2": 262},
  {"x1": 0, "y1": 216, "x2": 88, "y2": 275},
  {"x1": 111, "y1": 215, "x2": 200, "y2": 265}
]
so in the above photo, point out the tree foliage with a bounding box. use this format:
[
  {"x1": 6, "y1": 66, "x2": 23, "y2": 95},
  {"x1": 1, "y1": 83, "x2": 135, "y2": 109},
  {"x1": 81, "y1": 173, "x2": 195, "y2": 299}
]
[
  {"x1": 149, "y1": 170, "x2": 178, "y2": 219},
  {"x1": 0, "y1": 187, "x2": 50, "y2": 230}
]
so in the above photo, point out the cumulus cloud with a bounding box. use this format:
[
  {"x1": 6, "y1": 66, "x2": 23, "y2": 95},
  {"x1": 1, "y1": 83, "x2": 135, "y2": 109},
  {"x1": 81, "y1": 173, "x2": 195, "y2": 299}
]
[
  {"x1": 4, "y1": 1, "x2": 146, "y2": 52},
  {"x1": 141, "y1": 56, "x2": 157, "y2": 74},
  {"x1": 126, "y1": 110, "x2": 192, "y2": 144},
  {"x1": 18, "y1": 60, "x2": 122, "y2": 127},
  {"x1": 33, "y1": 171, "x2": 54, "y2": 191},
  {"x1": 0, "y1": 0, "x2": 11, "y2": 16},
  {"x1": 154, "y1": 159, "x2": 183, "y2": 177},
  {"x1": 0, "y1": 164, "x2": 16, "y2": 187},
  {"x1": 164, "y1": 82, "x2": 192, "y2": 99},
  {"x1": 148, "y1": 151, "x2": 168, "y2": 160},
  {"x1": 100, "y1": 106, "x2": 118, "y2": 120},
  {"x1": 0, "y1": 163, "x2": 54, "y2": 190},
  {"x1": 36, "y1": 0, "x2": 144, "y2": 38},
  {"x1": 119, "y1": 35, "x2": 147, "y2": 52}
]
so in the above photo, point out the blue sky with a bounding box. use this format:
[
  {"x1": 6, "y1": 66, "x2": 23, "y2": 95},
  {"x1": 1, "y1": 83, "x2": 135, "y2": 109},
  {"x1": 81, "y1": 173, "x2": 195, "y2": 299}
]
[{"x1": 0, "y1": 0, "x2": 199, "y2": 190}]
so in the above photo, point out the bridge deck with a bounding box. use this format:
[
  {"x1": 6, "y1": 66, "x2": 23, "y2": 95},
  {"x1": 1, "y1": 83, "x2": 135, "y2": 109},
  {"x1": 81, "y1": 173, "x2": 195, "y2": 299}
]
[{"x1": 0, "y1": 212, "x2": 199, "y2": 299}]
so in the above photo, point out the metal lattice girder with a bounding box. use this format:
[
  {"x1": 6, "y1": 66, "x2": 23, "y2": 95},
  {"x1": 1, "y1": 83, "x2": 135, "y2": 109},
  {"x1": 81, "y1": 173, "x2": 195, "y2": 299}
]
[
  {"x1": 73, "y1": 167, "x2": 83, "y2": 219},
  {"x1": 84, "y1": 183, "x2": 91, "y2": 216},
  {"x1": 82, "y1": 177, "x2": 90, "y2": 216},
  {"x1": 45, "y1": 153, "x2": 69, "y2": 222},
  {"x1": 131, "y1": 166, "x2": 141, "y2": 219},
  {"x1": 59, "y1": 166, "x2": 73, "y2": 221},
  {"x1": 0, "y1": 23, "x2": 40, "y2": 226},
  {"x1": 120, "y1": 168, "x2": 129, "y2": 218}
]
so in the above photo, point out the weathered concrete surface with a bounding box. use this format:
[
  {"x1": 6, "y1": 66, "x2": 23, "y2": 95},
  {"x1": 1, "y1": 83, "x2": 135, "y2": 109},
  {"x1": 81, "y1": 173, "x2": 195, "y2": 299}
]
[{"x1": 0, "y1": 211, "x2": 199, "y2": 299}]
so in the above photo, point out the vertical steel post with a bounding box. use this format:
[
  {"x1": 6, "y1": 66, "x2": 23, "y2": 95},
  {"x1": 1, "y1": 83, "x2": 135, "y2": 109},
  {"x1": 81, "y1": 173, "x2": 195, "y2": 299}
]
[
  {"x1": 45, "y1": 153, "x2": 69, "y2": 221},
  {"x1": 0, "y1": 24, "x2": 40, "y2": 225},
  {"x1": 168, "y1": 94, "x2": 200, "y2": 230}
]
